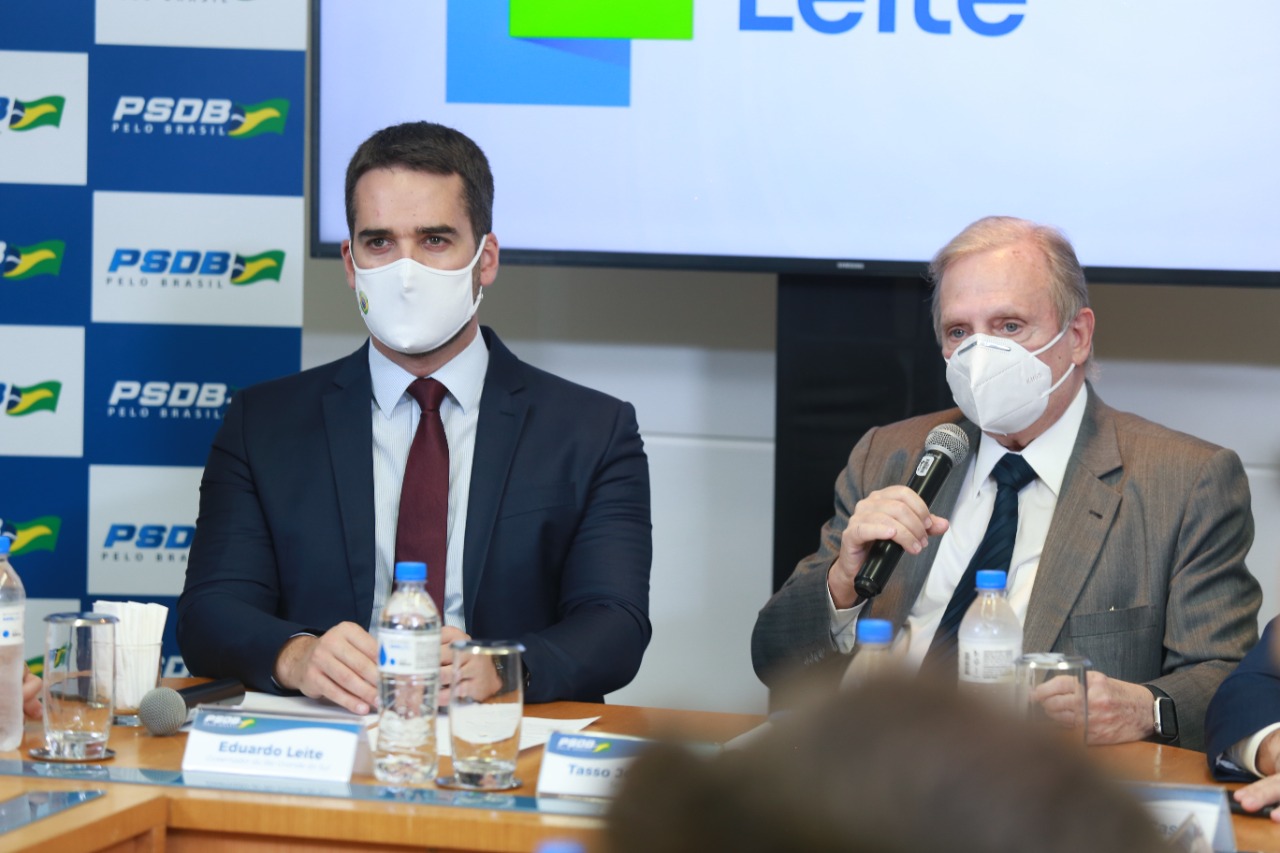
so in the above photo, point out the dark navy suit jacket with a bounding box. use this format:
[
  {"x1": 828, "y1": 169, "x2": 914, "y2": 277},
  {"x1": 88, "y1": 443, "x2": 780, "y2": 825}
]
[
  {"x1": 1205, "y1": 618, "x2": 1280, "y2": 779},
  {"x1": 177, "y1": 328, "x2": 652, "y2": 703}
]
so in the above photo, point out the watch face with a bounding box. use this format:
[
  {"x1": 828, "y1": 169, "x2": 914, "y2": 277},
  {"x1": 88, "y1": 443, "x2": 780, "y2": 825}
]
[{"x1": 1157, "y1": 697, "x2": 1178, "y2": 737}]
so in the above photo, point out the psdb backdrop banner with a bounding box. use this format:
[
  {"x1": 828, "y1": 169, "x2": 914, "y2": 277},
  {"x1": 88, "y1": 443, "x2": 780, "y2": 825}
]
[{"x1": 0, "y1": 0, "x2": 307, "y2": 678}]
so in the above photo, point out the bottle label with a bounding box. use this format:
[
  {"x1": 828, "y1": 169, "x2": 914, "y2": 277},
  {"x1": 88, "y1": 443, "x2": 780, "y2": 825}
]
[
  {"x1": 0, "y1": 606, "x2": 21, "y2": 646},
  {"x1": 959, "y1": 641, "x2": 1020, "y2": 683},
  {"x1": 377, "y1": 629, "x2": 438, "y2": 675}
]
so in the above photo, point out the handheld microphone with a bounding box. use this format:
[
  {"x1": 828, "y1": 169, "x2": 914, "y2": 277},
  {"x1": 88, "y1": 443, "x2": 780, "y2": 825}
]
[
  {"x1": 853, "y1": 424, "x2": 970, "y2": 600},
  {"x1": 137, "y1": 678, "x2": 245, "y2": 736}
]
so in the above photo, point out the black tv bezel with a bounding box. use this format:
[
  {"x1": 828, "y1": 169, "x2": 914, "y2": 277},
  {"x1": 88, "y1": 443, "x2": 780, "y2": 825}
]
[{"x1": 307, "y1": 6, "x2": 1280, "y2": 289}]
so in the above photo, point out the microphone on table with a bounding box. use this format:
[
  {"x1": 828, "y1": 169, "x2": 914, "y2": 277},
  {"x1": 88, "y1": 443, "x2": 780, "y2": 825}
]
[
  {"x1": 138, "y1": 678, "x2": 246, "y2": 737},
  {"x1": 853, "y1": 423, "x2": 970, "y2": 600}
]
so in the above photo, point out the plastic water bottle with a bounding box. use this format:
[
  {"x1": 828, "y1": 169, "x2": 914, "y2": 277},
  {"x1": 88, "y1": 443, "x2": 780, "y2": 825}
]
[
  {"x1": 0, "y1": 536, "x2": 26, "y2": 751},
  {"x1": 958, "y1": 569, "x2": 1023, "y2": 705},
  {"x1": 842, "y1": 618, "x2": 896, "y2": 687},
  {"x1": 373, "y1": 561, "x2": 440, "y2": 783}
]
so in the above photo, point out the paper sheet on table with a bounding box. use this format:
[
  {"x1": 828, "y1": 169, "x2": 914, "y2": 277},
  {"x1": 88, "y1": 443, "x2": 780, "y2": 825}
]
[{"x1": 236, "y1": 692, "x2": 598, "y2": 755}]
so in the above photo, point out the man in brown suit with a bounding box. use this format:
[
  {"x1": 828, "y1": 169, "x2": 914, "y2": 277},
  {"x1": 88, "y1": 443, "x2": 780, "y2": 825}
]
[{"x1": 752, "y1": 216, "x2": 1260, "y2": 750}]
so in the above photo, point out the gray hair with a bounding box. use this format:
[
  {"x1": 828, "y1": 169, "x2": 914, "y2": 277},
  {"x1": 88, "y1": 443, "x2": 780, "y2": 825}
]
[{"x1": 928, "y1": 217, "x2": 1091, "y2": 367}]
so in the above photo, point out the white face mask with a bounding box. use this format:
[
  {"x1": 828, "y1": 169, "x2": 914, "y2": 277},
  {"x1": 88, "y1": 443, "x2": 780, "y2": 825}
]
[
  {"x1": 945, "y1": 326, "x2": 1075, "y2": 436},
  {"x1": 351, "y1": 236, "x2": 487, "y2": 355}
]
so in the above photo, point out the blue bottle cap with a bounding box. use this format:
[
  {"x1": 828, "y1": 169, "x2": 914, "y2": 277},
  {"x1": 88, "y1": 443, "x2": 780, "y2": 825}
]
[
  {"x1": 394, "y1": 561, "x2": 426, "y2": 582},
  {"x1": 856, "y1": 618, "x2": 893, "y2": 645},
  {"x1": 0, "y1": 536, "x2": 10, "y2": 555},
  {"x1": 534, "y1": 842, "x2": 586, "y2": 853},
  {"x1": 976, "y1": 570, "x2": 1008, "y2": 590}
]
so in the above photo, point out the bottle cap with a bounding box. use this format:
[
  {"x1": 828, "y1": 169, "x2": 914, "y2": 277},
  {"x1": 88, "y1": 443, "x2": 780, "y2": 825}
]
[
  {"x1": 393, "y1": 561, "x2": 426, "y2": 582},
  {"x1": 534, "y1": 842, "x2": 586, "y2": 853},
  {"x1": 975, "y1": 569, "x2": 1008, "y2": 590},
  {"x1": 856, "y1": 618, "x2": 893, "y2": 645},
  {"x1": 0, "y1": 536, "x2": 10, "y2": 556}
]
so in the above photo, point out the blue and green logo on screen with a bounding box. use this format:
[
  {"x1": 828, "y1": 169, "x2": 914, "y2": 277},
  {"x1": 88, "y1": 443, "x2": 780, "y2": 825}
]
[{"x1": 448, "y1": 1, "x2": 693, "y2": 106}]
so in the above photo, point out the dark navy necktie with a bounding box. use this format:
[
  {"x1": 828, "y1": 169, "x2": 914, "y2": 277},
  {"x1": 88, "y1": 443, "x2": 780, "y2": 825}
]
[
  {"x1": 921, "y1": 452, "x2": 1037, "y2": 676},
  {"x1": 395, "y1": 377, "x2": 449, "y2": 610}
]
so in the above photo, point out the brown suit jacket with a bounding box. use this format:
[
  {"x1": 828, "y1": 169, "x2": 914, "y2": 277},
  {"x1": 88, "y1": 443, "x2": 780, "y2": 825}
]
[{"x1": 752, "y1": 389, "x2": 1261, "y2": 750}]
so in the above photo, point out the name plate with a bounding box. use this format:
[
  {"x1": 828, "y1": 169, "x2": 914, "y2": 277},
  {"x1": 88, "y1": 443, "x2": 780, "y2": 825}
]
[
  {"x1": 1126, "y1": 782, "x2": 1236, "y2": 852},
  {"x1": 182, "y1": 708, "x2": 362, "y2": 783},
  {"x1": 536, "y1": 731, "x2": 653, "y2": 801}
]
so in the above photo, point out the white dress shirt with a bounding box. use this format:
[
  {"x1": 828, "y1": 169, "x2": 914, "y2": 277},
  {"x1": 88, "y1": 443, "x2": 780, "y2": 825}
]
[
  {"x1": 1226, "y1": 724, "x2": 1280, "y2": 778},
  {"x1": 831, "y1": 384, "x2": 1090, "y2": 665},
  {"x1": 368, "y1": 332, "x2": 488, "y2": 630}
]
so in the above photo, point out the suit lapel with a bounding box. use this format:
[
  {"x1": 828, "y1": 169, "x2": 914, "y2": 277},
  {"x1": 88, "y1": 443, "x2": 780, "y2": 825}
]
[
  {"x1": 322, "y1": 344, "x2": 378, "y2": 625},
  {"x1": 867, "y1": 417, "x2": 980, "y2": 629},
  {"x1": 462, "y1": 328, "x2": 528, "y2": 625},
  {"x1": 1023, "y1": 393, "x2": 1123, "y2": 653}
]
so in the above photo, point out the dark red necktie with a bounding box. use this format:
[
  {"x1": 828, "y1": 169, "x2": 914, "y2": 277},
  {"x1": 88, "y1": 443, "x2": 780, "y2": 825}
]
[{"x1": 395, "y1": 377, "x2": 449, "y2": 610}]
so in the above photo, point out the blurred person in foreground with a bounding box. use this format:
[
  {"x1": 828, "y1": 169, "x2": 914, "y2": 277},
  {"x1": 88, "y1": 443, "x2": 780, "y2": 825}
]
[
  {"x1": 177, "y1": 122, "x2": 652, "y2": 711},
  {"x1": 608, "y1": 677, "x2": 1171, "y2": 853},
  {"x1": 752, "y1": 216, "x2": 1261, "y2": 750},
  {"x1": 1205, "y1": 616, "x2": 1280, "y2": 819}
]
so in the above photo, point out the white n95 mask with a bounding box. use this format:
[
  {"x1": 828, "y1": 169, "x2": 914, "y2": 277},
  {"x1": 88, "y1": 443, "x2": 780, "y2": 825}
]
[
  {"x1": 945, "y1": 326, "x2": 1074, "y2": 436},
  {"x1": 351, "y1": 236, "x2": 487, "y2": 355}
]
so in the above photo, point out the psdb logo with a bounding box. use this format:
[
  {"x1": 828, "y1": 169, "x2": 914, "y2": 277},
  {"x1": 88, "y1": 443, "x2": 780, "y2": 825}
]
[
  {"x1": 1, "y1": 239, "x2": 65, "y2": 282},
  {"x1": 101, "y1": 523, "x2": 194, "y2": 564},
  {"x1": 2, "y1": 380, "x2": 62, "y2": 417},
  {"x1": 91, "y1": 46, "x2": 304, "y2": 195},
  {"x1": 0, "y1": 96, "x2": 65, "y2": 132},
  {"x1": 7, "y1": 516, "x2": 61, "y2": 558},
  {"x1": 106, "y1": 380, "x2": 233, "y2": 421},
  {"x1": 110, "y1": 96, "x2": 288, "y2": 139},
  {"x1": 104, "y1": 247, "x2": 286, "y2": 289}
]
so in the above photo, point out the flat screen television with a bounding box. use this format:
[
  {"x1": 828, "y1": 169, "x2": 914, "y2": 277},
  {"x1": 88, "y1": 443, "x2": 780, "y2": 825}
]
[{"x1": 312, "y1": 1, "x2": 1280, "y2": 285}]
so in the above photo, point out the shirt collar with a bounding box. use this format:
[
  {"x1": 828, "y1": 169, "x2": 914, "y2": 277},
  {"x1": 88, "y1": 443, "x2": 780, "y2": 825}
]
[
  {"x1": 367, "y1": 331, "x2": 490, "y2": 419},
  {"x1": 968, "y1": 383, "x2": 1088, "y2": 498}
]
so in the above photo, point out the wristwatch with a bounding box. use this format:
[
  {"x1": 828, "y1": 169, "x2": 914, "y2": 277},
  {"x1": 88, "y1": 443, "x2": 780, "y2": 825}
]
[{"x1": 1147, "y1": 685, "x2": 1178, "y2": 741}]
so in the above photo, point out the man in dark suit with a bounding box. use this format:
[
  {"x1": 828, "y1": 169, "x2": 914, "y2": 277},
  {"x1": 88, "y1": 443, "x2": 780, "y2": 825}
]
[
  {"x1": 1205, "y1": 618, "x2": 1280, "y2": 818},
  {"x1": 178, "y1": 122, "x2": 652, "y2": 711},
  {"x1": 752, "y1": 216, "x2": 1260, "y2": 750}
]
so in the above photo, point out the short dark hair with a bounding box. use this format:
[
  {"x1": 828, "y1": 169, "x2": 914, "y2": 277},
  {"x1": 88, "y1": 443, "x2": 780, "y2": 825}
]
[{"x1": 344, "y1": 121, "x2": 494, "y2": 245}]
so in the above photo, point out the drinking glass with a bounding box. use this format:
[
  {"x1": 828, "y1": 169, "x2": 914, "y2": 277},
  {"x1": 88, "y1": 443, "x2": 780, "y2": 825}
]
[
  {"x1": 1015, "y1": 653, "x2": 1091, "y2": 743},
  {"x1": 42, "y1": 613, "x2": 118, "y2": 760},
  {"x1": 445, "y1": 640, "x2": 525, "y2": 790}
]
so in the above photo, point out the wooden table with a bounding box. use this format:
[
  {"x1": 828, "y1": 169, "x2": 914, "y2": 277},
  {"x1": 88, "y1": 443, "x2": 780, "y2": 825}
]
[
  {"x1": 2, "y1": 703, "x2": 1279, "y2": 852},
  {"x1": 0, "y1": 702, "x2": 762, "y2": 853},
  {"x1": 1092, "y1": 740, "x2": 1280, "y2": 853}
]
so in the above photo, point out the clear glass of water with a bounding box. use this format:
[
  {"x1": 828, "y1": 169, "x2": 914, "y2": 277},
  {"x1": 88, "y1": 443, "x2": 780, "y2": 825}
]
[
  {"x1": 42, "y1": 612, "x2": 118, "y2": 760},
  {"x1": 1015, "y1": 653, "x2": 1091, "y2": 744},
  {"x1": 446, "y1": 639, "x2": 525, "y2": 790}
]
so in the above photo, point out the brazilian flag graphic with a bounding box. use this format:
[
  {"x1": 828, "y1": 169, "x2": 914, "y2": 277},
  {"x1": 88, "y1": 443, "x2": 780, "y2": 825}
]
[
  {"x1": 228, "y1": 99, "x2": 289, "y2": 139},
  {"x1": 10, "y1": 516, "x2": 60, "y2": 557},
  {"x1": 1, "y1": 240, "x2": 65, "y2": 281},
  {"x1": 4, "y1": 381, "x2": 61, "y2": 416},
  {"x1": 9, "y1": 96, "x2": 65, "y2": 131},
  {"x1": 230, "y1": 250, "x2": 285, "y2": 285}
]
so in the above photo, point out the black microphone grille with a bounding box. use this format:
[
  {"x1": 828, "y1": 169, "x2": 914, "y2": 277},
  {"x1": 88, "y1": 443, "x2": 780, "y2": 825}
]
[{"x1": 924, "y1": 423, "x2": 970, "y2": 465}]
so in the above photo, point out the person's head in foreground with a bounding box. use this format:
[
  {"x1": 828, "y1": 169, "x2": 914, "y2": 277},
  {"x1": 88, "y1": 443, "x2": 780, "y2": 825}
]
[{"x1": 607, "y1": 676, "x2": 1169, "y2": 853}]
